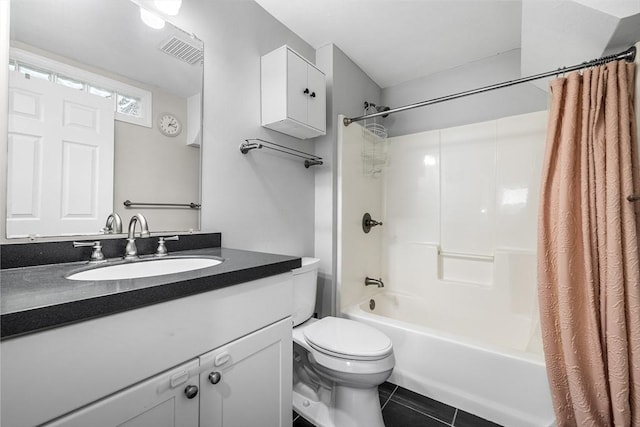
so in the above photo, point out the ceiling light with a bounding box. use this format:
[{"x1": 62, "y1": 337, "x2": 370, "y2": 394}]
[
  {"x1": 140, "y1": 7, "x2": 165, "y2": 29},
  {"x1": 153, "y1": 0, "x2": 182, "y2": 16}
]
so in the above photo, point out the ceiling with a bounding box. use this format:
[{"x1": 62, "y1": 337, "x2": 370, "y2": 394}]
[
  {"x1": 254, "y1": 0, "x2": 640, "y2": 89},
  {"x1": 254, "y1": 0, "x2": 522, "y2": 88},
  {"x1": 10, "y1": 0, "x2": 203, "y2": 98}
]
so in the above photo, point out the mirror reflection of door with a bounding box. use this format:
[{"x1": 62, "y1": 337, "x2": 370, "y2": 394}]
[{"x1": 7, "y1": 71, "x2": 115, "y2": 238}]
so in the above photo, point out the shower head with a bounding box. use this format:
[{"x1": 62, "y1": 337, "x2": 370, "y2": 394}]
[
  {"x1": 376, "y1": 105, "x2": 391, "y2": 118},
  {"x1": 363, "y1": 101, "x2": 391, "y2": 118}
]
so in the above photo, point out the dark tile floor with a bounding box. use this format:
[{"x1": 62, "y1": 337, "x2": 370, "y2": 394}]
[{"x1": 293, "y1": 382, "x2": 503, "y2": 427}]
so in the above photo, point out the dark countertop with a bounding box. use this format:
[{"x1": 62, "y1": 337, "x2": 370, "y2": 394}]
[{"x1": 1, "y1": 247, "x2": 301, "y2": 340}]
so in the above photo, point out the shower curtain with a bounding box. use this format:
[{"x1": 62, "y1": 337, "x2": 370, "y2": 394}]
[{"x1": 538, "y1": 60, "x2": 640, "y2": 426}]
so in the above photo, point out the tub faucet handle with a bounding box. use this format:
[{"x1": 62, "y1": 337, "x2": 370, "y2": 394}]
[{"x1": 362, "y1": 213, "x2": 383, "y2": 233}]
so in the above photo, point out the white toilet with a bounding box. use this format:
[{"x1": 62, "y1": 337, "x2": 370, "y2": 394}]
[{"x1": 292, "y1": 257, "x2": 395, "y2": 427}]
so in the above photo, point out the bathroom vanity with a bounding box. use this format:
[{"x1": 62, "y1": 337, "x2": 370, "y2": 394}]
[{"x1": 0, "y1": 238, "x2": 299, "y2": 427}]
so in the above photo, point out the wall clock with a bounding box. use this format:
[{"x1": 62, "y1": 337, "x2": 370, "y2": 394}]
[{"x1": 157, "y1": 113, "x2": 182, "y2": 137}]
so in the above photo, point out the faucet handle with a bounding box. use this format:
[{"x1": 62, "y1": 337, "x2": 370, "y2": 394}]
[
  {"x1": 156, "y1": 235, "x2": 180, "y2": 257},
  {"x1": 73, "y1": 241, "x2": 106, "y2": 264}
]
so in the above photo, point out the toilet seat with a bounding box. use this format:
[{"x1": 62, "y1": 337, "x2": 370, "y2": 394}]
[{"x1": 302, "y1": 317, "x2": 393, "y2": 361}]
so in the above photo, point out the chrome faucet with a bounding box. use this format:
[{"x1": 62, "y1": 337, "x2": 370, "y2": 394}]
[
  {"x1": 103, "y1": 212, "x2": 123, "y2": 234},
  {"x1": 124, "y1": 214, "x2": 150, "y2": 260},
  {"x1": 365, "y1": 277, "x2": 384, "y2": 288}
]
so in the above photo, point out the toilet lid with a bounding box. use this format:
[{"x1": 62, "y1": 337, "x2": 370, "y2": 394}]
[{"x1": 303, "y1": 317, "x2": 393, "y2": 361}]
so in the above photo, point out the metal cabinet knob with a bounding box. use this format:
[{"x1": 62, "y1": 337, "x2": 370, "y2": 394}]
[
  {"x1": 184, "y1": 385, "x2": 199, "y2": 399},
  {"x1": 303, "y1": 88, "x2": 309, "y2": 94},
  {"x1": 310, "y1": 92, "x2": 316, "y2": 98},
  {"x1": 208, "y1": 371, "x2": 222, "y2": 385}
]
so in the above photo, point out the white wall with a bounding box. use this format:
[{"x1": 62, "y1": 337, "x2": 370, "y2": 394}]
[
  {"x1": 381, "y1": 49, "x2": 548, "y2": 137},
  {"x1": 314, "y1": 44, "x2": 381, "y2": 316}
]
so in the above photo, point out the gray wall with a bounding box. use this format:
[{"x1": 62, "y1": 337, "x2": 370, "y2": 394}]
[
  {"x1": 113, "y1": 88, "x2": 200, "y2": 233},
  {"x1": 314, "y1": 43, "x2": 382, "y2": 317},
  {"x1": 381, "y1": 49, "x2": 548, "y2": 136},
  {"x1": 169, "y1": 0, "x2": 316, "y2": 257}
]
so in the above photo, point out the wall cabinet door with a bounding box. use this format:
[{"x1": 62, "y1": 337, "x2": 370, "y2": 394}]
[
  {"x1": 305, "y1": 64, "x2": 326, "y2": 132},
  {"x1": 199, "y1": 317, "x2": 293, "y2": 427},
  {"x1": 285, "y1": 48, "x2": 310, "y2": 127},
  {"x1": 44, "y1": 360, "x2": 200, "y2": 427},
  {"x1": 261, "y1": 45, "x2": 326, "y2": 139}
]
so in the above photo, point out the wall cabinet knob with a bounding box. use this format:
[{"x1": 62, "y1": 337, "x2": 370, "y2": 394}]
[
  {"x1": 184, "y1": 385, "x2": 199, "y2": 399},
  {"x1": 303, "y1": 88, "x2": 309, "y2": 94},
  {"x1": 310, "y1": 92, "x2": 316, "y2": 98},
  {"x1": 208, "y1": 371, "x2": 222, "y2": 384}
]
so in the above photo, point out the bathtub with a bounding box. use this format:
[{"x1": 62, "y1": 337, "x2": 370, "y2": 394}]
[{"x1": 343, "y1": 291, "x2": 555, "y2": 427}]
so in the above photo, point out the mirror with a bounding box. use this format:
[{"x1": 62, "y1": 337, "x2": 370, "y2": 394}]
[{"x1": 6, "y1": 0, "x2": 203, "y2": 239}]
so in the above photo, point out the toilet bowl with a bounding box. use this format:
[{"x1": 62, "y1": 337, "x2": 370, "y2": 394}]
[{"x1": 292, "y1": 258, "x2": 395, "y2": 427}]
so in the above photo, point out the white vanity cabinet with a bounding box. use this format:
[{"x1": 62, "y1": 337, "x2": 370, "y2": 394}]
[
  {"x1": 44, "y1": 318, "x2": 292, "y2": 427},
  {"x1": 261, "y1": 45, "x2": 326, "y2": 139},
  {"x1": 199, "y1": 317, "x2": 292, "y2": 427},
  {"x1": 44, "y1": 359, "x2": 201, "y2": 427},
  {"x1": 1, "y1": 273, "x2": 293, "y2": 427}
]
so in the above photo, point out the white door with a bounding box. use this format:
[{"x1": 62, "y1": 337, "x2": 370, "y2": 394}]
[
  {"x1": 7, "y1": 71, "x2": 115, "y2": 238},
  {"x1": 43, "y1": 359, "x2": 200, "y2": 427},
  {"x1": 199, "y1": 317, "x2": 293, "y2": 427}
]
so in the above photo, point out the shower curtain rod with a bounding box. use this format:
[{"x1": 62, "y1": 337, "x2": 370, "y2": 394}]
[{"x1": 343, "y1": 46, "x2": 637, "y2": 126}]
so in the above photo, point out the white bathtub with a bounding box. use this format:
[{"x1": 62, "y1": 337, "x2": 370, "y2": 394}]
[{"x1": 343, "y1": 291, "x2": 555, "y2": 427}]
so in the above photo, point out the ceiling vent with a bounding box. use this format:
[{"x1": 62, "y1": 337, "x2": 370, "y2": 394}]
[{"x1": 159, "y1": 33, "x2": 203, "y2": 65}]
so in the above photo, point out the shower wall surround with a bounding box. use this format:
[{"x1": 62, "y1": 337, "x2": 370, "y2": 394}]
[
  {"x1": 383, "y1": 110, "x2": 547, "y2": 350},
  {"x1": 339, "y1": 110, "x2": 548, "y2": 351}
]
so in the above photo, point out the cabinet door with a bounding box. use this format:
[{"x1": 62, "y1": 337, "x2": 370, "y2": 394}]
[
  {"x1": 44, "y1": 360, "x2": 200, "y2": 427},
  {"x1": 200, "y1": 317, "x2": 293, "y2": 427},
  {"x1": 286, "y1": 49, "x2": 310, "y2": 125},
  {"x1": 306, "y1": 65, "x2": 326, "y2": 132}
]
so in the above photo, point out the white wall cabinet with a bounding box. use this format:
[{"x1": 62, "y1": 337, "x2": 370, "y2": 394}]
[{"x1": 261, "y1": 45, "x2": 326, "y2": 139}]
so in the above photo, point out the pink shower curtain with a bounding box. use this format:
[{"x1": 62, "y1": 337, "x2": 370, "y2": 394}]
[{"x1": 538, "y1": 60, "x2": 640, "y2": 426}]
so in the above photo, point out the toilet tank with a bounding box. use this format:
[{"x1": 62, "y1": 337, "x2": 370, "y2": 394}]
[{"x1": 292, "y1": 257, "x2": 320, "y2": 326}]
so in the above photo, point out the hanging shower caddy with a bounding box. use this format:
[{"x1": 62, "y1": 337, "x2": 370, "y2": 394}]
[{"x1": 361, "y1": 102, "x2": 388, "y2": 176}]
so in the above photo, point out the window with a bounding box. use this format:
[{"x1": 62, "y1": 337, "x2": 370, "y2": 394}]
[
  {"x1": 17, "y1": 64, "x2": 51, "y2": 81},
  {"x1": 9, "y1": 48, "x2": 152, "y2": 128},
  {"x1": 56, "y1": 75, "x2": 84, "y2": 90}
]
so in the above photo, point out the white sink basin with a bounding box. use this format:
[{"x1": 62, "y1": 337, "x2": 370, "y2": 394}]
[{"x1": 67, "y1": 257, "x2": 222, "y2": 281}]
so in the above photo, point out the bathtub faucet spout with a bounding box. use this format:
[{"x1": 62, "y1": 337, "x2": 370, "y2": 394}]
[{"x1": 365, "y1": 277, "x2": 384, "y2": 288}]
